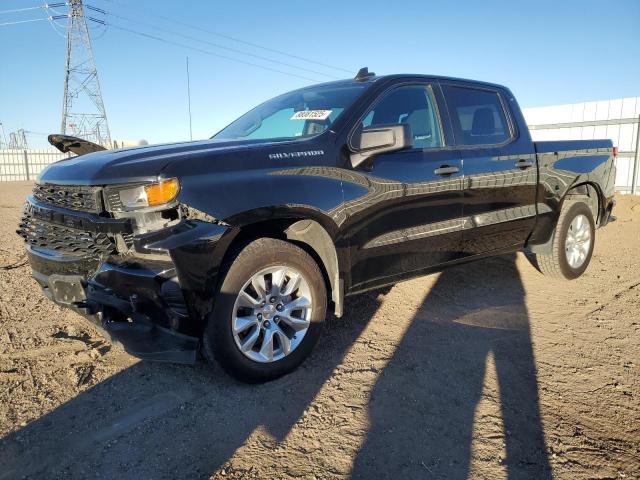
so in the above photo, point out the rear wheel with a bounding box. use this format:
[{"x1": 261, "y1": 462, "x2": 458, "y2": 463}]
[
  {"x1": 527, "y1": 199, "x2": 595, "y2": 279},
  {"x1": 203, "y1": 238, "x2": 327, "y2": 383}
]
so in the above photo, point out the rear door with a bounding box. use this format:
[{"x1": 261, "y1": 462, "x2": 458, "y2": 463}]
[
  {"x1": 441, "y1": 84, "x2": 537, "y2": 255},
  {"x1": 343, "y1": 82, "x2": 465, "y2": 291}
]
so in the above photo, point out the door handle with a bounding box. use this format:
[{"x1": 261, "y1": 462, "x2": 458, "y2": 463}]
[
  {"x1": 434, "y1": 165, "x2": 460, "y2": 176},
  {"x1": 515, "y1": 159, "x2": 534, "y2": 169}
]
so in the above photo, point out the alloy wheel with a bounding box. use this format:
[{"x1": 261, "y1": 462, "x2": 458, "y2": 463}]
[
  {"x1": 565, "y1": 214, "x2": 591, "y2": 269},
  {"x1": 231, "y1": 266, "x2": 313, "y2": 363}
]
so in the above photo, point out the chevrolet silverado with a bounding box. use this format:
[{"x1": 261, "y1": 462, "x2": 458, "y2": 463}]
[{"x1": 18, "y1": 68, "x2": 616, "y2": 382}]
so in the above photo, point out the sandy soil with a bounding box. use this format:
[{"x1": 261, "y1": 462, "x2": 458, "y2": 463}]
[{"x1": 0, "y1": 181, "x2": 638, "y2": 480}]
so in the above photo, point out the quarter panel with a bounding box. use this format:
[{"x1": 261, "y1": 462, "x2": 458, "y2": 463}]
[{"x1": 529, "y1": 144, "x2": 615, "y2": 244}]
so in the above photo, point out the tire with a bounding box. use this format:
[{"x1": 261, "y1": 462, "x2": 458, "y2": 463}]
[
  {"x1": 527, "y1": 199, "x2": 595, "y2": 280},
  {"x1": 202, "y1": 238, "x2": 327, "y2": 383}
]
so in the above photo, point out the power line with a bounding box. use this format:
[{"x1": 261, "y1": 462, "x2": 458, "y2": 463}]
[
  {"x1": 99, "y1": 7, "x2": 339, "y2": 79},
  {"x1": 24, "y1": 130, "x2": 50, "y2": 136},
  {"x1": 3, "y1": 2, "x2": 347, "y2": 82},
  {"x1": 0, "y1": 6, "x2": 42, "y2": 14},
  {"x1": 96, "y1": 0, "x2": 352, "y2": 74},
  {"x1": 96, "y1": 19, "x2": 325, "y2": 83},
  {"x1": 0, "y1": 4, "x2": 51, "y2": 28},
  {"x1": 0, "y1": 17, "x2": 46, "y2": 26}
]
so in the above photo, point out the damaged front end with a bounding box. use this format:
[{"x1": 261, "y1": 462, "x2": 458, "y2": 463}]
[{"x1": 17, "y1": 179, "x2": 233, "y2": 364}]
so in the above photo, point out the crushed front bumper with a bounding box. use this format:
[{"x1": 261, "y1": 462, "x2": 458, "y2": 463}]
[
  {"x1": 19, "y1": 196, "x2": 235, "y2": 364},
  {"x1": 28, "y1": 246, "x2": 199, "y2": 364}
]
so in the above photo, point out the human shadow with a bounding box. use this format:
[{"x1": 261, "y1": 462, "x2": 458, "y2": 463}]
[
  {"x1": 350, "y1": 253, "x2": 552, "y2": 479},
  {"x1": 0, "y1": 290, "x2": 384, "y2": 479}
]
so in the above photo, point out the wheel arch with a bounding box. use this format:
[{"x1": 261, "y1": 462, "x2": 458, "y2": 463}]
[
  {"x1": 562, "y1": 181, "x2": 603, "y2": 225},
  {"x1": 221, "y1": 207, "x2": 344, "y2": 318},
  {"x1": 528, "y1": 181, "x2": 602, "y2": 255}
]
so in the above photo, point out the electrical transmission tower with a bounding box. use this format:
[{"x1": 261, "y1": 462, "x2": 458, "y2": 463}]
[
  {"x1": 8, "y1": 129, "x2": 28, "y2": 149},
  {"x1": 60, "y1": 0, "x2": 111, "y2": 147},
  {"x1": 0, "y1": 123, "x2": 7, "y2": 149}
]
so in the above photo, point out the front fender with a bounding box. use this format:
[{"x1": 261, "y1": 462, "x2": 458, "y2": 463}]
[
  {"x1": 135, "y1": 220, "x2": 240, "y2": 327},
  {"x1": 174, "y1": 166, "x2": 348, "y2": 230}
]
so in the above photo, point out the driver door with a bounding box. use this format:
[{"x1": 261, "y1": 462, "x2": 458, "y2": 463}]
[{"x1": 343, "y1": 83, "x2": 465, "y2": 292}]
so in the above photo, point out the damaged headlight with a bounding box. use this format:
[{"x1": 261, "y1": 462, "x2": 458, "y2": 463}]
[
  {"x1": 106, "y1": 178, "x2": 180, "y2": 212},
  {"x1": 105, "y1": 179, "x2": 182, "y2": 244}
]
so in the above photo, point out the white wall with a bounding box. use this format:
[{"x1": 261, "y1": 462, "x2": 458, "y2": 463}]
[
  {"x1": 522, "y1": 97, "x2": 640, "y2": 194},
  {"x1": 0, "y1": 149, "x2": 70, "y2": 182}
]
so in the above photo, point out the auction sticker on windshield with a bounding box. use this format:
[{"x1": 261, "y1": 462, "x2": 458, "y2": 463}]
[{"x1": 290, "y1": 110, "x2": 332, "y2": 121}]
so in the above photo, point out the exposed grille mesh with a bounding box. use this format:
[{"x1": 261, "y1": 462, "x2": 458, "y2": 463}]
[
  {"x1": 32, "y1": 184, "x2": 102, "y2": 213},
  {"x1": 104, "y1": 189, "x2": 124, "y2": 212},
  {"x1": 17, "y1": 211, "x2": 115, "y2": 258},
  {"x1": 121, "y1": 232, "x2": 134, "y2": 248}
]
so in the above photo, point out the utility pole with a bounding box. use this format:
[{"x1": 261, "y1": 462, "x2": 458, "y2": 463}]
[
  {"x1": 186, "y1": 56, "x2": 193, "y2": 141},
  {"x1": 60, "y1": 0, "x2": 111, "y2": 147},
  {"x1": 632, "y1": 115, "x2": 640, "y2": 195}
]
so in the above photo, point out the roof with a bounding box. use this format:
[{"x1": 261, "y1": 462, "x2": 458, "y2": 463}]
[{"x1": 307, "y1": 73, "x2": 508, "y2": 91}]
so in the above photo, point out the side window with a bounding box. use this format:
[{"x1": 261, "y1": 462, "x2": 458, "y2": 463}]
[
  {"x1": 361, "y1": 85, "x2": 443, "y2": 149},
  {"x1": 442, "y1": 85, "x2": 512, "y2": 146}
]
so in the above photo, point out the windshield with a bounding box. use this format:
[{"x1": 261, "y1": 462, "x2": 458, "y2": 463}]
[{"x1": 212, "y1": 83, "x2": 368, "y2": 141}]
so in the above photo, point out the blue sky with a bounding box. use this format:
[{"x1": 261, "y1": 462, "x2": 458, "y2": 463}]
[{"x1": 1, "y1": 0, "x2": 639, "y2": 147}]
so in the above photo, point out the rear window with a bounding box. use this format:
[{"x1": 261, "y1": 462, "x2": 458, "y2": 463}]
[{"x1": 443, "y1": 85, "x2": 512, "y2": 146}]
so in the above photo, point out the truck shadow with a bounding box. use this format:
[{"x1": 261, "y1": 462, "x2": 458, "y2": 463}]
[
  {"x1": 351, "y1": 254, "x2": 552, "y2": 479},
  {"x1": 0, "y1": 255, "x2": 551, "y2": 479}
]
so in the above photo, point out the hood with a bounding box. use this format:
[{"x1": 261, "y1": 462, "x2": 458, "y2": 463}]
[
  {"x1": 37, "y1": 136, "x2": 324, "y2": 186},
  {"x1": 48, "y1": 134, "x2": 107, "y2": 156}
]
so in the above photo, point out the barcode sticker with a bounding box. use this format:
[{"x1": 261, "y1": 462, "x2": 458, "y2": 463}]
[{"x1": 290, "y1": 110, "x2": 332, "y2": 121}]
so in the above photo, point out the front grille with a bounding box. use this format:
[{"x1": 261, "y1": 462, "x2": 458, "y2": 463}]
[
  {"x1": 32, "y1": 183, "x2": 102, "y2": 213},
  {"x1": 17, "y1": 211, "x2": 116, "y2": 259}
]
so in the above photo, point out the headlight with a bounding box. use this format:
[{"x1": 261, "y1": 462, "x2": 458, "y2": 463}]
[{"x1": 108, "y1": 178, "x2": 180, "y2": 212}]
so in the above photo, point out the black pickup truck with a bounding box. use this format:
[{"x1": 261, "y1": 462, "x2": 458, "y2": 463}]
[{"x1": 18, "y1": 69, "x2": 616, "y2": 382}]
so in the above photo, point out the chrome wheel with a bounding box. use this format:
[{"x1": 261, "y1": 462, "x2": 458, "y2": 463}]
[
  {"x1": 565, "y1": 214, "x2": 591, "y2": 269},
  {"x1": 232, "y1": 266, "x2": 313, "y2": 363}
]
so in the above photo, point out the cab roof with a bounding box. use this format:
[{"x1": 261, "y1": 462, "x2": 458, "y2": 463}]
[{"x1": 310, "y1": 73, "x2": 509, "y2": 92}]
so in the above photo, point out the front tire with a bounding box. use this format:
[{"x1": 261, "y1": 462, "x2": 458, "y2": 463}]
[
  {"x1": 527, "y1": 199, "x2": 595, "y2": 279},
  {"x1": 203, "y1": 238, "x2": 327, "y2": 383}
]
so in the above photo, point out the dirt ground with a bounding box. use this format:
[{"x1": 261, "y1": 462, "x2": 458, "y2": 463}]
[{"x1": 0, "y1": 181, "x2": 638, "y2": 480}]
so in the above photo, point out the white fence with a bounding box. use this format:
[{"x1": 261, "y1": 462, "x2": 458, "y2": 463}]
[
  {"x1": 523, "y1": 97, "x2": 640, "y2": 194},
  {"x1": 0, "y1": 149, "x2": 71, "y2": 182}
]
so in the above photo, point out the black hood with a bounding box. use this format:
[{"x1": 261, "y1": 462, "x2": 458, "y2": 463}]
[{"x1": 37, "y1": 137, "x2": 322, "y2": 185}]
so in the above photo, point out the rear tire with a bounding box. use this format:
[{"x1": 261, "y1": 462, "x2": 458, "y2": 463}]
[
  {"x1": 202, "y1": 238, "x2": 327, "y2": 383},
  {"x1": 527, "y1": 199, "x2": 595, "y2": 280}
]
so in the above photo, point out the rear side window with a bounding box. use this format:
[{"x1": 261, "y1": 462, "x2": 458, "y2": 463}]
[
  {"x1": 360, "y1": 85, "x2": 443, "y2": 149},
  {"x1": 442, "y1": 85, "x2": 512, "y2": 146}
]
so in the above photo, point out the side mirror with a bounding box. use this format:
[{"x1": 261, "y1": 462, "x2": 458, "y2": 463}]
[{"x1": 350, "y1": 123, "x2": 413, "y2": 169}]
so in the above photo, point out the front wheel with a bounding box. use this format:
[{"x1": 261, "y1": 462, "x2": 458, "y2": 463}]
[
  {"x1": 203, "y1": 238, "x2": 327, "y2": 383},
  {"x1": 527, "y1": 199, "x2": 595, "y2": 279}
]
